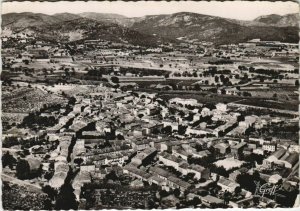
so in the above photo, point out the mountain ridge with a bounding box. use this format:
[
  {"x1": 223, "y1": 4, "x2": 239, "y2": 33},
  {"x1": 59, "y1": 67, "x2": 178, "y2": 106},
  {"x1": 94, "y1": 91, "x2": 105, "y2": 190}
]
[{"x1": 2, "y1": 12, "x2": 298, "y2": 45}]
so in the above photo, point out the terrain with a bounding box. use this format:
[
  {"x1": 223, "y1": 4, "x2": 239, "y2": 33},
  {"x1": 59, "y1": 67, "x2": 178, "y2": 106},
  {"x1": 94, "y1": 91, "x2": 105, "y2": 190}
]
[{"x1": 2, "y1": 12, "x2": 298, "y2": 45}]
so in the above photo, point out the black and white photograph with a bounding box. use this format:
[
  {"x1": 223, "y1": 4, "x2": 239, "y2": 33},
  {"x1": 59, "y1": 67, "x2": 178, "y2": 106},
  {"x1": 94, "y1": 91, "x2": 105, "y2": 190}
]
[{"x1": 1, "y1": 0, "x2": 299, "y2": 210}]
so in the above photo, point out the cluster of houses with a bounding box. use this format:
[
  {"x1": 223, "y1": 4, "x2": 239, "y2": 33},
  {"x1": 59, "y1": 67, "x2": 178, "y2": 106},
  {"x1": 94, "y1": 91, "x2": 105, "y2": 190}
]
[
  {"x1": 7, "y1": 84, "x2": 294, "y2": 208},
  {"x1": 2, "y1": 31, "x2": 299, "y2": 209}
]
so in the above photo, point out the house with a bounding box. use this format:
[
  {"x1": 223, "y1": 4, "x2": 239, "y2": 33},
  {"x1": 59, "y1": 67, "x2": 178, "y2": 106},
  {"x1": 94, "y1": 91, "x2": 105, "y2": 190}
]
[
  {"x1": 148, "y1": 175, "x2": 167, "y2": 187},
  {"x1": 72, "y1": 170, "x2": 91, "y2": 200},
  {"x1": 26, "y1": 157, "x2": 41, "y2": 173},
  {"x1": 269, "y1": 174, "x2": 282, "y2": 184},
  {"x1": 229, "y1": 168, "x2": 248, "y2": 181},
  {"x1": 218, "y1": 87, "x2": 239, "y2": 95},
  {"x1": 167, "y1": 176, "x2": 191, "y2": 192},
  {"x1": 263, "y1": 148, "x2": 287, "y2": 167},
  {"x1": 72, "y1": 140, "x2": 86, "y2": 157},
  {"x1": 288, "y1": 145, "x2": 300, "y2": 153},
  {"x1": 131, "y1": 148, "x2": 157, "y2": 167},
  {"x1": 169, "y1": 98, "x2": 198, "y2": 106},
  {"x1": 201, "y1": 195, "x2": 224, "y2": 207},
  {"x1": 214, "y1": 143, "x2": 230, "y2": 154},
  {"x1": 162, "y1": 120, "x2": 179, "y2": 131},
  {"x1": 217, "y1": 177, "x2": 240, "y2": 193},
  {"x1": 123, "y1": 164, "x2": 152, "y2": 181},
  {"x1": 239, "y1": 116, "x2": 257, "y2": 128},
  {"x1": 189, "y1": 164, "x2": 210, "y2": 180},
  {"x1": 132, "y1": 139, "x2": 151, "y2": 151},
  {"x1": 231, "y1": 142, "x2": 247, "y2": 159},
  {"x1": 172, "y1": 147, "x2": 192, "y2": 160},
  {"x1": 49, "y1": 172, "x2": 68, "y2": 189},
  {"x1": 159, "y1": 152, "x2": 185, "y2": 170},
  {"x1": 201, "y1": 107, "x2": 211, "y2": 117},
  {"x1": 282, "y1": 153, "x2": 299, "y2": 169},
  {"x1": 104, "y1": 153, "x2": 126, "y2": 166},
  {"x1": 264, "y1": 148, "x2": 299, "y2": 169},
  {"x1": 216, "y1": 103, "x2": 227, "y2": 112},
  {"x1": 262, "y1": 143, "x2": 277, "y2": 152},
  {"x1": 149, "y1": 166, "x2": 170, "y2": 181},
  {"x1": 80, "y1": 165, "x2": 96, "y2": 172},
  {"x1": 93, "y1": 169, "x2": 107, "y2": 179}
]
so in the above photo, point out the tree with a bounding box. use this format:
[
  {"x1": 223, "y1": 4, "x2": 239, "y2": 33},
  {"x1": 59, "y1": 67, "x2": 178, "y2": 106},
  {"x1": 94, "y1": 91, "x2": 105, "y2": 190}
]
[
  {"x1": 44, "y1": 171, "x2": 54, "y2": 180},
  {"x1": 195, "y1": 84, "x2": 201, "y2": 91},
  {"x1": 186, "y1": 172, "x2": 195, "y2": 180},
  {"x1": 162, "y1": 126, "x2": 172, "y2": 134},
  {"x1": 234, "y1": 186, "x2": 242, "y2": 195},
  {"x1": 16, "y1": 159, "x2": 31, "y2": 179},
  {"x1": 2, "y1": 152, "x2": 16, "y2": 169},
  {"x1": 220, "y1": 74, "x2": 225, "y2": 82},
  {"x1": 178, "y1": 125, "x2": 187, "y2": 135},
  {"x1": 243, "y1": 91, "x2": 252, "y2": 97},
  {"x1": 42, "y1": 185, "x2": 58, "y2": 200},
  {"x1": 159, "y1": 190, "x2": 169, "y2": 198},
  {"x1": 105, "y1": 170, "x2": 118, "y2": 181},
  {"x1": 236, "y1": 172, "x2": 262, "y2": 193},
  {"x1": 295, "y1": 80, "x2": 299, "y2": 86},
  {"x1": 174, "y1": 188, "x2": 181, "y2": 198},
  {"x1": 55, "y1": 183, "x2": 78, "y2": 210},
  {"x1": 260, "y1": 77, "x2": 264, "y2": 83},
  {"x1": 191, "y1": 197, "x2": 201, "y2": 207},
  {"x1": 111, "y1": 76, "x2": 119, "y2": 83},
  {"x1": 74, "y1": 158, "x2": 83, "y2": 166},
  {"x1": 210, "y1": 165, "x2": 229, "y2": 177},
  {"x1": 214, "y1": 76, "x2": 219, "y2": 83},
  {"x1": 43, "y1": 198, "x2": 53, "y2": 210},
  {"x1": 117, "y1": 134, "x2": 125, "y2": 140},
  {"x1": 223, "y1": 191, "x2": 231, "y2": 205}
]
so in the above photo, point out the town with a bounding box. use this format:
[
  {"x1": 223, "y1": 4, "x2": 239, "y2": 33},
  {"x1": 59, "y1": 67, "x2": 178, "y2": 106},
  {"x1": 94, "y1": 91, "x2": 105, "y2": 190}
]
[{"x1": 1, "y1": 4, "x2": 299, "y2": 210}]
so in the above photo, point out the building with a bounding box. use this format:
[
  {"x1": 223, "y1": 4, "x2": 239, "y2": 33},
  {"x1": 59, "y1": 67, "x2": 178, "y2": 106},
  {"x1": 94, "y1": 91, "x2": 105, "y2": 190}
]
[
  {"x1": 262, "y1": 143, "x2": 277, "y2": 152},
  {"x1": 231, "y1": 142, "x2": 247, "y2": 159},
  {"x1": 131, "y1": 148, "x2": 157, "y2": 167},
  {"x1": 217, "y1": 177, "x2": 240, "y2": 193}
]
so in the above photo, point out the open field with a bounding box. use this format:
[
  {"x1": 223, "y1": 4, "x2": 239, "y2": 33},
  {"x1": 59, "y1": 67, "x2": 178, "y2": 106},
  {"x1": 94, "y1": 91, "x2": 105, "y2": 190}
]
[
  {"x1": 2, "y1": 86, "x2": 66, "y2": 113},
  {"x1": 155, "y1": 91, "x2": 298, "y2": 111}
]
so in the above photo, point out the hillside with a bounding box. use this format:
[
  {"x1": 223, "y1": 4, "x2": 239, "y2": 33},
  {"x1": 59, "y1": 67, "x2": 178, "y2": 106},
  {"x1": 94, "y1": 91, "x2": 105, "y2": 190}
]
[
  {"x1": 2, "y1": 12, "x2": 61, "y2": 28},
  {"x1": 54, "y1": 13, "x2": 82, "y2": 22},
  {"x1": 131, "y1": 12, "x2": 299, "y2": 44},
  {"x1": 78, "y1": 12, "x2": 134, "y2": 26},
  {"x1": 2, "y1": 13, "x2": 163, "y2": 46},
  {"x1": 254, "y1": 13, "x2": 299, "y2": 27},
  {"x1": 2, "y1": 12, "x2": 298, "y2": 45}
]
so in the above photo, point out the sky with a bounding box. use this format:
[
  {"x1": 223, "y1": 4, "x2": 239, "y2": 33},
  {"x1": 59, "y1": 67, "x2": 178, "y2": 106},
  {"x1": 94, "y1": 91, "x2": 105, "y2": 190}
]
[{"x1": 1, "y1": 1, "x2": 299, "y2": 20}]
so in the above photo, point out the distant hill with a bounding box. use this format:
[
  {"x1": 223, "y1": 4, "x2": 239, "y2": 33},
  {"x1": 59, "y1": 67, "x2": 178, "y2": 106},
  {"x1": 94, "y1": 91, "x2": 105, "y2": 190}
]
[
  {"x1": 2, "y1": 11, "x2": 298, "y2": 46},
  {"x1": 2, "y1": 13, "x2": 162, "y2": 46},
  {"x1": 54, "y1": 13, "x2": 82, "y2": 22},
  {"x1": 2, "y1": 12, "x2": 61, "y2": 28},
  {"x1": 131, "y1": 12, "x2": 299, "y2": 44},
  {"x1": 78, "y1": 12, "x2": 134, "y2": 27},
  {"x1": 254, "y1": 13, "x2": 299, "y2": 27}
]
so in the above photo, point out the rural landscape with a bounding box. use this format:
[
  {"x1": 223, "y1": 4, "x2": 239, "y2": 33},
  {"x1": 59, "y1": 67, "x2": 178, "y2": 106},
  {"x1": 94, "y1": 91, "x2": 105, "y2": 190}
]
[{"x1": 1, "y1": 1, "x2": 299, "y2": 210}]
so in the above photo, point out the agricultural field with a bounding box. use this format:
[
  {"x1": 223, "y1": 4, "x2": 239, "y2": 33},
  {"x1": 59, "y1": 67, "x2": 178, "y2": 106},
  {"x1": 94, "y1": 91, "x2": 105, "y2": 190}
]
[{"x1": 2, "y1": 86, "x2": 67, "y2": 113}]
